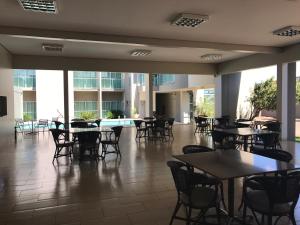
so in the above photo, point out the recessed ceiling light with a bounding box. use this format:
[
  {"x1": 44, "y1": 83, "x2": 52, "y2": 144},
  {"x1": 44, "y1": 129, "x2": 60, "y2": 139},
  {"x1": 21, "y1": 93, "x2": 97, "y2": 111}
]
[
  {"x1": 18, "y1": 0, "x2": 57, "y2": 14},
  {"x1": 171, "y1": 13, "x2": 209, "y2": 28},
  {"x1": 273, "y1": 26, "x2": 300, "y2": 37},
  {"x1": 200, "y1": 54, "x2": 222, "y2": 61},
  {"x1": 42, "y1": 43, "x2": 63, "y2": 52},
  {"x1": 130, "y1": 49, "x2": 151, "y2": 57}
]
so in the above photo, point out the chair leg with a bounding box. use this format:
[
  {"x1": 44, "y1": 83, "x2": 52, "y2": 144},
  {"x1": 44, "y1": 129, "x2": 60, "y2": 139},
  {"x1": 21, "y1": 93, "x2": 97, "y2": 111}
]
[
  {"x1": 186, "y1": 207, "x2": 192, "y2": 225},
  {"x1": 242, "y1": 201, "x2": 247, "y2": 224},
  {"x1": 267, "y1": 214, "x2": 272, "y2": 225},
  {"x1": 216, "y1": 203, "x2": 221, "y2": 225},
  {"x1": 169, "y1": 201, "x2": 181, "y2": 225}
]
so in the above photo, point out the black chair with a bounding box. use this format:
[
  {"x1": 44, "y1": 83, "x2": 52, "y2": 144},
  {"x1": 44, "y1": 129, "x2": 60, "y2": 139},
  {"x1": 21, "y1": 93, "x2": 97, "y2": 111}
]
[
  {"x1": 71, "y1": 121, "x2": 88, "y2": 128},
  {"x1": 54, "y1": 121, "x2": 64, "y2": 130},
  {"x1": 133, "y1": 120, "x2": 147, "y2": 141},
  {"x1": 71, "y1": 118, "x2": 85, "y2": 122},
  {"x1": 167, "y1": 161, "x2": 221, "y2": 225},
  {"x1": 77, "y1": 131, "x2": 101, "y2": 160},
  {"x1": 194, "y1": 116, "x2": 210, "y2": 134},
  {"x1": 214, "y1": 116, "x2": 230, "y2": 128},
  {"x1": 152, "y1": 119, "x2": 167, "y2": 142},
  {"x1": 250, "y1": 148, "x2": 293, "y2": 163},
  {"x1": 263, "y1": 121, "x2": 282, "y2": 148},
  {"x1": 100, "y1": 126, "x2": 123, "y2": 158},
  {"x1": 182, "y1": 145, "x2": 227, "y2": 209},
  {"x1": 94, "y1": 119, "x2": 102, "y2": 127},
  {"x1": 242, "y1": 174, "x2": 300, "y2": 225},
  {"x1": 211, "y1": 130, "x2": 235, "y2": 150},
  {"x1": 165, "y1": 118, "x2": 175, "y2": 140},
  {"x1": 253, "y1": 133, "x2": 279, "y2": 150},
  {"x1": 50, "y1": 129, "x2": 74, "y2": 163}
]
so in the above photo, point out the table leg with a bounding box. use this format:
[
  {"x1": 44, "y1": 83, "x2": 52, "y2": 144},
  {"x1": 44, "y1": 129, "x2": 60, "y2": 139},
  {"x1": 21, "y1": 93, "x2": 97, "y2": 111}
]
[{"x1": 243, "y1": 136, "x2": 248, "y2": 151}]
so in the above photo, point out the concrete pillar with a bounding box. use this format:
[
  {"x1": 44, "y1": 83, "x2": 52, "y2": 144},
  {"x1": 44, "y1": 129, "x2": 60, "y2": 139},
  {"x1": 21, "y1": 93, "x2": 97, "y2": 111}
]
[
  {"x1": 63, "y1": 70, "x2": 69, "y2": 128},
  {"x1": 214, "y1": 75, "x2": 222, "y2": 117},
  {"x1": 145, "y1": 73, "x2": 153, "y2": 117},
  {"x1": 279, "y1": 62, "x2": 296, "y2": 140},
  {"x1": 97, "y1": 72, "x2": 102, "y2": 118}
]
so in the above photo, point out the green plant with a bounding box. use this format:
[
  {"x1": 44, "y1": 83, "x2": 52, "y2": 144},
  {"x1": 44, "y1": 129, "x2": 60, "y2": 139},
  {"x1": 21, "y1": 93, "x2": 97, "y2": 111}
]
[
  {"x1": 195, "y1": 98, "x2": 215, "y2": 117},
  {"x1": 296, "y1": 80, "x2": 300, "y2": 104},
  {"x1": 248, "y1": 78, "x2": 277, "y2": 119},
  {"x1": 79, "y1": 111, "x2": 97, "y2": 120},
  {"x1": 106, "y1": 110, "x2": 124, "y2": 119},
  {"x1": 23, "y1": 113, "x2": 32, "y2": 122}
]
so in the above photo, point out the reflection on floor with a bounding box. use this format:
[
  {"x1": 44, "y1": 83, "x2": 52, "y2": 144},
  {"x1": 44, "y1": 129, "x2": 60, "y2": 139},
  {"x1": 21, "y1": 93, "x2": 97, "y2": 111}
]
[{"x1": 0, "y1": 125, "x2": 299, "y2": 225}]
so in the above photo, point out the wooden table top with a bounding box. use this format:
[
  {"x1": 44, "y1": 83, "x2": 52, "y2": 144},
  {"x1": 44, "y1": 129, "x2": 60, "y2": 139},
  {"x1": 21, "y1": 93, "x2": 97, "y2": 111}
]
[
  {"x1": 173, "y1": 150, "x2": 299, "y2": 180},
  {"x1": 214, "y1": 127, "x2": 275, "y2": 136}
]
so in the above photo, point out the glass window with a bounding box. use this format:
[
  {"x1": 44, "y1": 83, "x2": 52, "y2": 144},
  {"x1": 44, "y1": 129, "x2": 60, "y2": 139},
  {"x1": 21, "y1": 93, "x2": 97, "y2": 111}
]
[
  {"x1": 14, "y1": 69, "x2": 36, "y2": 88},
  {"x1": 101, "y1": 72, "x2": 124, "y2": 89},
  {"x1": 74, "y1": 101, "x2": 98, "y2": 118},
  {"x1": 102, "y1": 101, "x2": 123, "y2": 118},
  {"x1": 73, "y1": 71, "x2": 98, "y2": 89},
  {"x1": 23, "y1": 101, "x2": 36, "y2": 120}
]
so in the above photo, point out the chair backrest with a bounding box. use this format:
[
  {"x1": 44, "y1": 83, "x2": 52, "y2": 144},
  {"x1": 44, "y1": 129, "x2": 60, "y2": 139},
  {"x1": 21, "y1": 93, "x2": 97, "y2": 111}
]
[
  {"x1": 15, "y1": 118, "x2": 24, "y2": 127},
  {"x1": 167, "y1": 118, "x2": 175, "y2": 126},
  {"x1": 211, "y1": 130, "x2": 227, "y2": 144},
  {"x1": 251, "y1": 148, "x2": 293, "y2": 162},
  {"x1": 167, "y1": 161, "x2": 190, "y2": 194},
  {"x1": 245, "y1": 174, "x2": 300, "y2": 206},
  {"x1": 256, "y1": 133, "x2": 278, "y2": 149},
  {"x1": 144, "y1": 117, "x2": 154, "y2": 120},
  {"x1": 77, "y1": 131, "x2": 100, "y2": 147},
  {"x1": 71, "y1": 121, "x2": 88, "y2": 128},
  {"x1": 50, "y1": 129, "x2": 66, "y2": 145},
  {"x1": 111, "y1": 126, "x2": 123, "y2": 140},
  {"x1": 54, "y1": 121, "x2": 64, "y2": 129},
  {"x1": 38, "y1": 119, "x2": 48, "y2": 125},
  {"x1": 182, "y1": 145, "x2": 213, "y2": 154},
  {"x1": 154, "y1": 119, "x2": 166, "y2": 128},
  {"x1": 94, "y1": 119, "x2": 102, "y2": 127},
  {"x1": 71, "y1": 118, "x2": 85, "y2": 122},
  {"x1": 264, "y1": 121, "x2": 281, "y2": 132},
  {"x1": 133, "y1": 120, "x2": 143, "y2": 128}
]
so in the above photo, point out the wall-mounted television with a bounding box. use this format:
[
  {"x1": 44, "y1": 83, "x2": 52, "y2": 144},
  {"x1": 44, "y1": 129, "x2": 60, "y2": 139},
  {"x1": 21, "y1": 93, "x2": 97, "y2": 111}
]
[{"x1": 0, "y1": 96, "x2": 7, "y2": 117}]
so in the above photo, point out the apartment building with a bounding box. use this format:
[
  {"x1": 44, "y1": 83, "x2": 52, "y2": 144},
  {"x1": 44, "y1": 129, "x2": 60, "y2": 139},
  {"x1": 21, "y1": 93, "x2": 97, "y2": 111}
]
[{"x1": 13, "y1": 70, "x2": 214, "y2": 123}]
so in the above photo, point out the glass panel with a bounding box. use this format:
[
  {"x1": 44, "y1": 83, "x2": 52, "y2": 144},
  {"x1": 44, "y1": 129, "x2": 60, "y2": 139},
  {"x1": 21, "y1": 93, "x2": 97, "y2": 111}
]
[
  {"x1": 74, "y1": 101, "x2": 98, "y2": 118},
  {"x1": 153, "y1": 74, "x2": 175, "y2": 86},
  {"x1": 23, "y1": 101, "x2": 36, "y2": 120},
  {"x1": 101, "y1": 72, "x2": 124, "y2": 89},
  {"x1": 14, "y1": 69, "x2": 36, "y2": 88},
  {"x1": 102, "y1": 101, "x2": 123, "y2": 118},
  {"x1": 73, "y1": 71, "x2": 98, "y2": 89}
]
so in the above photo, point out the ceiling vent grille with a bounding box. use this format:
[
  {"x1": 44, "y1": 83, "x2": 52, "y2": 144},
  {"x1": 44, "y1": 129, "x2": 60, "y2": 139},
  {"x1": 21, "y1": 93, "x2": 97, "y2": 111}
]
[
  {"x1": 273, "y1": 26, "x2": 300, "y2": 37},
  {"x1": 18, "y1": 0, "x2": 57, "y2": 13},
  {"x1": 200, "y1": 54, "x2": 222, "y2": 61},
  {"x1": 172, "y1": 13, "x2": 209, "y2": 28},
  {"x1": 130, "y1": 49, "x2": 151, "y2": 57},
  {"x1": 42, "y1": 43, "x2": 63, "y2": 52}
]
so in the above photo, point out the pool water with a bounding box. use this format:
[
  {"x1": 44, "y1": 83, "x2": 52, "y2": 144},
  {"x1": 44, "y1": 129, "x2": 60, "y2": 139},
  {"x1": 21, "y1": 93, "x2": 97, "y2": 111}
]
[{"x1": 17, "y1": 119, "x2": 135, "y2": 131}]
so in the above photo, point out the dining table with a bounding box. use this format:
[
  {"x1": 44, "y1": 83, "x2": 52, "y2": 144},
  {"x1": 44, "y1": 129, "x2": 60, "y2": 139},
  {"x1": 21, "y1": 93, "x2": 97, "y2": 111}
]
[
  {"x1": 214, "y1": 127, "x2": 276, "y2": 151},
  {"x1": 173, "y1": 150, "x2": 300, "y2": 224}
]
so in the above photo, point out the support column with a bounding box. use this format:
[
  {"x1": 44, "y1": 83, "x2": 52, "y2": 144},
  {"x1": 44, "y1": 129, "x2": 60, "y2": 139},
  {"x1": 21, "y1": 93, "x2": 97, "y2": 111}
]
[
  {"x1": 63, "y1": 70, "x2": 69, "y2": 129},
  {"x1": 214, "y1": 75, "x2": 222, "y2": 117},
  {"x1": 279, "y1": 62, "x2": 296, "y2": 141},
  {"x1": 145, "y1": 73, "x2": 153, "y2": 117},
  {"x1": 97, "y1": 72, "x2": 103, "y2": 118}
]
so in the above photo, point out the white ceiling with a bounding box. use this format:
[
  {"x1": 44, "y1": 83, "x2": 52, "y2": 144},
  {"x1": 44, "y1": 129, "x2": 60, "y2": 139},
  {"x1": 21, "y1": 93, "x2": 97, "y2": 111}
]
[{"x1": 0, "y1": 0, "x2": 300, "y2": 63}]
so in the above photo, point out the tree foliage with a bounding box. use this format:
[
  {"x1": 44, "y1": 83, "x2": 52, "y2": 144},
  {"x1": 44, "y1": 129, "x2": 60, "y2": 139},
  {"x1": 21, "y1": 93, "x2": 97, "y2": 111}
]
[{"x1": 249, "y1": 78, "x2": 277, "y2": 119}]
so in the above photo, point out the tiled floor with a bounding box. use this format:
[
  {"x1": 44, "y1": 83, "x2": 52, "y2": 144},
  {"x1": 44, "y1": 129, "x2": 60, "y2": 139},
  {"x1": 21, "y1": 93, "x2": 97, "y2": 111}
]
[{"x1": 0, "y1": 125, "x2": 300, "y2": 225}]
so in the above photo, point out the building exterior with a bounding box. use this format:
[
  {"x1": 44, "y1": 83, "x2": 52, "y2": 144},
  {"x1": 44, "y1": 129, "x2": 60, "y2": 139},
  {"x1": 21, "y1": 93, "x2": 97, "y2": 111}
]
[{"x1": 13, "y1": 70, "x2": 214, "y2": 123}]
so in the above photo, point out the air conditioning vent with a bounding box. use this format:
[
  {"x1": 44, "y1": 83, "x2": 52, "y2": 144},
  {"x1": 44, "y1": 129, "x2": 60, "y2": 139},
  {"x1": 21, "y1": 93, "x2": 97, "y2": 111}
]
[
  {"x1": 42, "y1": 43, "x2": 63, "y2": 52},
  {"x1": 18, "y1": 0, "x2": 57, "y2": 14},
  {"x1": 130, "y1": 49, "x2": 151, "y2": 57},
  {"x1": 273, "y1": 26, "x2": 300, "y2": 37},
  {"x1": 200, "y1": 54, "x2": 222, "y2": 61},
  {"x1": 172, "y1": 13, "x2": 209, "y2": 28}
]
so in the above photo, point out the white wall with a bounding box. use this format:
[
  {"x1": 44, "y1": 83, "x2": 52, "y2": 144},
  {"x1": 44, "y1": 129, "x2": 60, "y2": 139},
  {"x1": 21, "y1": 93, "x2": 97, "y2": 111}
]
[
  {"x1": 0, "y1": 45, "x2": 14, "y2": 136},
  {"x1": 68, "y1": 72, "x2": 74, "y2": 119},
  {"x1": 36, "y1": 70, "x2": 64, "y2": 121},
  {"x1": 14, "y1": 89, "x2": 23, "y2": 119},
  {"x1": 188, "y1": 75, "x2": 214, "y2": 88}
]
